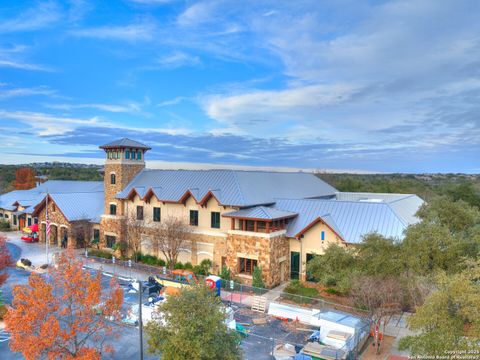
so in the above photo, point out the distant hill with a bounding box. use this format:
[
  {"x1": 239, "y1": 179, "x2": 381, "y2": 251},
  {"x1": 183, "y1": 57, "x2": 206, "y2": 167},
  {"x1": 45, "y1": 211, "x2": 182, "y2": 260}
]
[
  {"x1": 1, "y1": 163, "x2": 478, "y2": 208},
  {"x1": 0, "y1": 163, "x2": 103, "y2": 194}
]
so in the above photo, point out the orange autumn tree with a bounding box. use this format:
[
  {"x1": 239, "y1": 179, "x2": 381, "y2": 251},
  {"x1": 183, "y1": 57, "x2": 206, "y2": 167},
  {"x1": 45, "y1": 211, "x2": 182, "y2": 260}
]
[
  {"x1": 5, "y1": 250, "x2": 124, "y2": 360},
  {"x1": 0, "y1": 234, "x2": 12, "y2": 286},
  {"x1": 13, "y1": 167, "x2": 36, "y2": 190}
]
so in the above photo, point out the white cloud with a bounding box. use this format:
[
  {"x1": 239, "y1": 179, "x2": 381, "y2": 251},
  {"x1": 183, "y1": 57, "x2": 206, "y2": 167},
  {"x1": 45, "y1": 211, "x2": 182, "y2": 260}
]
[
  {"x1": 44, "y1": 102, "x2": 142, "y2": 113},
  {"x1": 177, "y1": 2, "x2": 216, "y2": 27},
  {"x1": 0, "y1": 59, "x2": 52, "y2": 71},
  {"x1": 0, "y1": 45, "x2": 52, "y2": 72},
  {"x1": 0, "y1": 110, "x2": 100, "y2": 136},
  {"x1": 128, "y1": 0, "x2": 177, "y2": 4},
  {"x1": 157, "y1": 96, "x2": 188, "y2": 107},
  {"x1": 0, "y1": 87, "x2": 56, "y2": 99},
  {"x1": 0, "y1": 1, "x2": 62, "y2": 33},
  {"x1": 195, "y1": 0, "x2": 480, "y2": 150},
  {"x1": 156, "y1": 51, "x2": 201, "y2": 69},
  {"x1": 70, "y1": 19, "x2": 157, "y2": 41}
]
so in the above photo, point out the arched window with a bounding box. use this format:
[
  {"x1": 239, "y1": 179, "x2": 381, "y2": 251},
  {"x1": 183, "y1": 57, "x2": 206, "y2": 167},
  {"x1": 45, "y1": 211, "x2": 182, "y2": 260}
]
[{"x1": 110, "y1": 173, "x2": 116, "y2": 185}]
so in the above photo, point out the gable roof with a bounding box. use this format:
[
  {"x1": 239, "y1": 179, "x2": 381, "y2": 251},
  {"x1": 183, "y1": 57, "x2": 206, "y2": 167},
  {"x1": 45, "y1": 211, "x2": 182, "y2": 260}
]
[
  {"x1": 223, "y1": 206, "x2": 297, "y2": 220},
  {"x1": 49, "y1": 192, "x2": 104, "y2": 223},
  {"x1": 99, "y1": 138, "x2": 151, "y2": 150},
  {"x1": 117, "y1": 169, "x2": 337, "y2": 207},
  {"x1": 0, "y1": 181, "x2": 104, "y2": 217},
  {"x1": 335, "y1": 192, "x2": 424, "y2": 225},
  {"x1": 274, "y1": 198, "x2": 411, "y2": 244}
]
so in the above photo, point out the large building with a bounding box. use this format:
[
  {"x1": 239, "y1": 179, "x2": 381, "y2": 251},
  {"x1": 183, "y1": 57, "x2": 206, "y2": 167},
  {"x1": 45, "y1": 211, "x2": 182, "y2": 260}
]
[{"x1": 0, "y1": 138, "x2": 424, "y2": 287}]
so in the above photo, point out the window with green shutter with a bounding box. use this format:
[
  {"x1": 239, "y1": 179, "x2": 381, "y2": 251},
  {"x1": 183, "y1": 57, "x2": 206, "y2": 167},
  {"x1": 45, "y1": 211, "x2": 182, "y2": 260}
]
[
  {"x1": 153, "y1": 207, "x2": 161, "y2": 222},
  {"x1": 190, "y1": 210, "x2": 199, "y2": 226},
  {"x1": 211, "y1": 211, "x2": 220, "y2": 229}
]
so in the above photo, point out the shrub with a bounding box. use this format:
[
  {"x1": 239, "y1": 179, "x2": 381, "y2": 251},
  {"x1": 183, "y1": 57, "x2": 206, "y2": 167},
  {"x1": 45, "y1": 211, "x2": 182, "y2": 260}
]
[
  {"x1": 183, "y1": 262, "x2": 193, "y2": 270},
  {"x1": 283, "y1": 280, "x2": 320, "y2": 304},
  {"x1": 218, "y1": 266, "x2": 231, "y2": 281},
  {"x1": 194, "y1": 259, "x2": 212, "y2": 276},
  {"x1": 87, "y1": 249, "x2": 112, "y2": 260},
  {"x1": 325, "y1": 288, "x2": 341, "y2": 296},
  {"x1": 157, "y1": 258, "x2": 166, "y2": 267},
  {"x1": 112, "y1": 241, "x2": 127, "y2": 253},
  {"x1": 141, "y1": 254, "x2": 160, "y2": 266},
  {"x1": 0, "y1": 219, "x2": 10, "y2": 231},
  {"x1": 174, "y1": 262, "x2": 185, "y2": 270},
  {"x1": 252, "y1": 266, "x2": 265, "y2": 289},
  {"x1": 325, "y1": 276, "x2": 337, "y2": 287}
]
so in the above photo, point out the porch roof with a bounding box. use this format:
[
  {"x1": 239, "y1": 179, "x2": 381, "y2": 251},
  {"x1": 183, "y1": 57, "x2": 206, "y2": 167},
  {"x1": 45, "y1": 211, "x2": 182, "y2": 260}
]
[{"x1": 223, "y1": 206, "x2": 297, "y2": 221}]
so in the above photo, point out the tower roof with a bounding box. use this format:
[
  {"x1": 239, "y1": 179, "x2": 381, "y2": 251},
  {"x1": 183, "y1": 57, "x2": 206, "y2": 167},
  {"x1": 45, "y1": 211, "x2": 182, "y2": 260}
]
[{"x1": 99, "y1": 138, "x2": 151, "y2": 150}]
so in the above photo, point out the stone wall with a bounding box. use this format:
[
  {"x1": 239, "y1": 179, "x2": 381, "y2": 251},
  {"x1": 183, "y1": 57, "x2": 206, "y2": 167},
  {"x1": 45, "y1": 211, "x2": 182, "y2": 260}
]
[
  {"x1": 37, "y1": 200, "x2": 71, "y2": 247},
  {"x1": 99, "y1": 214, "x2": 126, "y2": 248},
  {"x1": 225, "y1": 232, "x2": 290, "y2": 288},
  {"x1": 122, "y1": 224, "x2": 227, "y2": 271},
  {"x1": 103, "y1": 163, "x2": 144, "y2": 215}
]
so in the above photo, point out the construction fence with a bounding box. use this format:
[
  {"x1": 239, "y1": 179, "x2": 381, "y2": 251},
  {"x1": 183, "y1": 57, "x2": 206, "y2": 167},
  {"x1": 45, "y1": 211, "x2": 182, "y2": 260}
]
[
  {"x1": 79, "y1": 253, "x2": 373, "y2": 359},
  {"x1": 80, "y1": 253, "x2": 371, "y2": 318}
]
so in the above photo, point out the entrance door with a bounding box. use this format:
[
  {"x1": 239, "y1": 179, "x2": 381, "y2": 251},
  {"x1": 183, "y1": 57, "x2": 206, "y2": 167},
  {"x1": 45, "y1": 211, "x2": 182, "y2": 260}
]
[
  {"x1": 19, "y1": 217, "x2": 25, "y2": 229},
  {"x1": 290, "y1": 252, "x2": 300, "y2": 280}
]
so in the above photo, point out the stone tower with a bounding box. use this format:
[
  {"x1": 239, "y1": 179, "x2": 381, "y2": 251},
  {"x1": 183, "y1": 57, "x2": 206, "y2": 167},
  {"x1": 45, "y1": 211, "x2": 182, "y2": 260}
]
[{"x1": 99, "y1": 138, "x2": 151, "y2": 247}]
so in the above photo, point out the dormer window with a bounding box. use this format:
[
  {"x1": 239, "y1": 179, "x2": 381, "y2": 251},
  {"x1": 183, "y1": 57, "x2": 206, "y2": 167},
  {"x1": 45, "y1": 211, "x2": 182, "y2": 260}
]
[{"x1": 110, "y1": 173, "x2": 116, "y2": 185}]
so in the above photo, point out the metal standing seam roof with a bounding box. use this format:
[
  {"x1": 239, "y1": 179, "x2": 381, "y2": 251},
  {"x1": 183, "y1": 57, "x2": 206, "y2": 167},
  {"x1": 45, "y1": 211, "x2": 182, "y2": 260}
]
[
  {"x1": 48, "y1": 191, "x2": 105, "y2": 223},
  {"x1": 99, "y1": 138, "x2": 151, "y2": 150},
  {"x1": 117, "y1": 169, "x2": 337, "y2": 206},
  {"x1": 223, "y1": 206, "x2": 298, "y2": 220},
  {"x1": 0, "y1": 180, "x2": 104, "y2": 217},
  {"x1": 274, "y1": 198, "x2": 410, "y2": 244},
  {"x1": 334, "y1": 192, "x2": 424, "y2": 225}
]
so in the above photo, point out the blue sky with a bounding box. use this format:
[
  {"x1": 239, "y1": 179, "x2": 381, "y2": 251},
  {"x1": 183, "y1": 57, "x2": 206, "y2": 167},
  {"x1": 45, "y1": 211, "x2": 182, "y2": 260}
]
[{"x1": 0, "y1": 0, "x2": 479, "y2": 173}]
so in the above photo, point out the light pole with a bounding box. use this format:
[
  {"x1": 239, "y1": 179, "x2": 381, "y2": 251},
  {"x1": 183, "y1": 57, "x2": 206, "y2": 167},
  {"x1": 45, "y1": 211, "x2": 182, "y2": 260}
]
[{"x1": 138, "y1": 279, "x2": 144, "y2": 360}]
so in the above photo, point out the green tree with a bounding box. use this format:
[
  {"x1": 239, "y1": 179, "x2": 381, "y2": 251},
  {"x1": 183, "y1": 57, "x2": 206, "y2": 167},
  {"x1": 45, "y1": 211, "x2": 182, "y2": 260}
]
[
  {"x1": 401, "y1": 222, "x2": 458, "y2": 275},
  {"x1": 145, "y1": 285, "x2": 241, "y2": 360},
  {"x1": 356, "y1": 233, "x2": 403, "y2": 276},
  {"x1": 306, "y1": 244, "x2": 356, "y2": 290},
  {"x1": 252, "y1": 266, "x2": 265, "y2": 289},
  {"x1": 416, "y1": 197, "x2": 480, "y2": 233},
  {"x1": 444, "y1": 182, "x2": 480, "y2": 208},
  {"x1": 399, "y1": 263, "x2": 480, "y2": 356}
]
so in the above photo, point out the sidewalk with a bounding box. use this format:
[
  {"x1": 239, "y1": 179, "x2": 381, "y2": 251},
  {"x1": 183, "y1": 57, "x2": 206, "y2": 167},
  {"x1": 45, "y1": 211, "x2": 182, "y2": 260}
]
[
  {"x1": 82, "y1": 257, "x2": 151, "y2": 282},
  {"x1": 4, "y1": 231, "x2": 65, "y2": 266}
]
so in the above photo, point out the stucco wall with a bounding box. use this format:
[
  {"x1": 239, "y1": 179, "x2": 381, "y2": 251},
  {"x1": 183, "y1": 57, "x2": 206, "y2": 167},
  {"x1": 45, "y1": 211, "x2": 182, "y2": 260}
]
[
  {"x1": 126, "y1": 194, "x2": 235, "y2": 233},
  {"x1": 289, "y1": 221, "x2": 345, "y2": 277}
]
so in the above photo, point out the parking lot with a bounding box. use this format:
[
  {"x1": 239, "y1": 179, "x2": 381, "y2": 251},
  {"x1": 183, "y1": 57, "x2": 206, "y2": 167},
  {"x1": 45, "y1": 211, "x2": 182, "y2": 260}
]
[{"x1": 2, "y1": 240, "x2": 314, "y2": 359}]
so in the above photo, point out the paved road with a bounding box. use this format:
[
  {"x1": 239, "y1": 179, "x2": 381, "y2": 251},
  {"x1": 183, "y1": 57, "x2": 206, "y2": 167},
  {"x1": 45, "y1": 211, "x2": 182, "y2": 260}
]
[{"x1": 1, "y1": 233, "x2": 157, "y2": 360}]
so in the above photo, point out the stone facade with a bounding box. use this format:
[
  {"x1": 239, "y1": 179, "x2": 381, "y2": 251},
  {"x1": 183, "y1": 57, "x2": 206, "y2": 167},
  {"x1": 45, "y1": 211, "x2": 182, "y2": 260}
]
[
  {"x1": 101, "y1": 161, "x2": 144, "y2": 247},
  {"x1": 37, "y1": 200, "x2": 71, "y2": 247},
  {"x1": 225, "y1": 231, "x2": 290, "y2": 288},
  {"x1": 36, "y1": 198, "x2": 99, "y2": 249}
]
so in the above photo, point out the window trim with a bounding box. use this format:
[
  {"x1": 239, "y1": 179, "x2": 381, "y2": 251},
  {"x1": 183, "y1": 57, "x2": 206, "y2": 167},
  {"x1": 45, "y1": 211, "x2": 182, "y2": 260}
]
[
  {"x1": 136, "y1": 206, "x2": 144, "y2": 221},
  {"x1": 153, "y1": 207, "x2": 161, "y2": 222},
  {"x1": 210, "y1": 211, "x2": 220, "y2": 229},
  {"x1": 106, "y1": 235, "x2": 116, "y2": 249},
  {"x1": 238, "y1": 257, "x2": 257, "y2": 275},
  {"x1": 190, "y1": 210, "x2": 199, "y2": 226}
]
